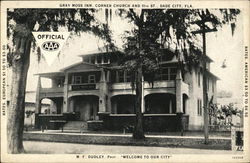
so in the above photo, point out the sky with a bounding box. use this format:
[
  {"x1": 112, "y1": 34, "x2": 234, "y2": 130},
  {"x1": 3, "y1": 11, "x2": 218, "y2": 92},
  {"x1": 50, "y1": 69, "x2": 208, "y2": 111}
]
[
  {"x1": 25, "y1": 9, "x2": 244, "y2": 99},
  {"x1": 206, "y1": 12, "x2": 244, "y2": 98}
]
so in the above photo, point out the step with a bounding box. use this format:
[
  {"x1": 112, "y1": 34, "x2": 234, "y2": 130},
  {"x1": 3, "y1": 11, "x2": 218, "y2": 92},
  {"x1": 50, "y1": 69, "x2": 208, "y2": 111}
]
[{"x1": 63, "y1": 121, "x2": 87, "y2": 131}]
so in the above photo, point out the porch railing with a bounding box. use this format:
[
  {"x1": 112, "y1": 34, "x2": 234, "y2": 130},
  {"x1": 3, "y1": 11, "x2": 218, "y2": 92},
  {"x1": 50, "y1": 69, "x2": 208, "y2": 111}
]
[
  {"x1": 40, "y1": 87, "x2": 63, "y2": 93},
  {"x1": 102, "y1": 114, "x2": 189, "y2": 132},
  {"x1": 35, "y1": 112, "x2": 78, "y2": 130}
]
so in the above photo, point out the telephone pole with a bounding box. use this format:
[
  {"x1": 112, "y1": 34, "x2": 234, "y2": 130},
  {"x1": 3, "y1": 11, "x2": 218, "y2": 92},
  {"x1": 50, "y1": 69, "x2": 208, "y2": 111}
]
[{"x1": 191, "y1": 14, "x2": 217, "y2": 144}]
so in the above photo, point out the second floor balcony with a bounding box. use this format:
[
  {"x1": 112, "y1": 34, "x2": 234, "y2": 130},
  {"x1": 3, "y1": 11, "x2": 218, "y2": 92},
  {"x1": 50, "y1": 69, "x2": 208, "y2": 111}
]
[
  {"x1": 39, "y1": 79, "x2": 189, "y2": 97},
  {"x1": 40, "y1": 86, "x2": 64, "y2": 99},
  {"x1": 38, "y1": 65, "x2": 189, "y2": 97}
]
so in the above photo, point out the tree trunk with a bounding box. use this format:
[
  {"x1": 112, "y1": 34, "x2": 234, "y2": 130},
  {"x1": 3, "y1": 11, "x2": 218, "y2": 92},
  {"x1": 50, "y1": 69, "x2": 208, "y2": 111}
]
[
  {"x1": 132, "y1": 10, "x2": 145, "y2": 139},
  {"x1": 7, "y1": 35, "x2": 31, "y2": 153},
  {"x1": 133, "y1": 66, "x2": 145, "y2": 139}
]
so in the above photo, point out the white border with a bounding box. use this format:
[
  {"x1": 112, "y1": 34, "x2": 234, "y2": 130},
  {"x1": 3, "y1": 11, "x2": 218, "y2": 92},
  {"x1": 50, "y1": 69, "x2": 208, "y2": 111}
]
[{"x1": 1, "y1": 1, "x2": 249, "y2": 162}]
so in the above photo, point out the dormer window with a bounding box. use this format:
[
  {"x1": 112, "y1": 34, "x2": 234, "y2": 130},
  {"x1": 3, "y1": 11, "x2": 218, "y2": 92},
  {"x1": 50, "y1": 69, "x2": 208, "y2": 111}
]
[
  {"x1": 90, "y1": 56, "x2": 95, "y2": 64},
  {"x1": 97, "y1": 55, "x2": 102, "y2": 64},
  {"x1": 103, "y1": 55, "x2": 110, "y2": 64},
  {"x1": 206, "y1": 62, "x2": 210, "y2": 70},
  {"x1": 84, "y1": 56, "x2": 90, "y2": 63},
  {"x1": 83, "y1": 54, "x2": 110, "y2": 65}
]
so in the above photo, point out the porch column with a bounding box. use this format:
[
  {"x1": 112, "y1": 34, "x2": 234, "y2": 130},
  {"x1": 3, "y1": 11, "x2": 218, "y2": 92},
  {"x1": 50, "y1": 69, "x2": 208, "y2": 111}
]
[
  {"x1": 69, "y1": 98, "x2": 74, "y2": 113},
  {"x1": 176, "y1": 69, "x2": 183, "y2": 113},
  {"x1": 176, "y1": 69, "x2": 184, "y2": 134},
  {"x1": 107, "y1": 70, "x2": 111, "y2": 82},
  {"x1": 63, "y1": 73, "x2": 69, "y2": 113},
  {"x1": 169, "y1": 99, "x2": 173, "y2": 114},
  {"x1": 106, "y1": 70, "x2": 112, "y2": 113},
  {"x1": 35, "y1": 76, "x2": 42, "y2": 114},
  {"x1": 99, "y1": 68, "x2": 110, "y2": 114},
  {"x1": 112, "y1": 99, "x2": 117, "y2": 114},
  {"x1": 116, "y1": 71, "x2": 119, "y2": 82}
]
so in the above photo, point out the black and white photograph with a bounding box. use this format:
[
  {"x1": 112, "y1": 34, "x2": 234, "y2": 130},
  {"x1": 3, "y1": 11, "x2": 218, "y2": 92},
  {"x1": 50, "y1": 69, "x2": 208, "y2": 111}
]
[{"x1": 0, "y1": 1, "x2": 249, "y2": 162}]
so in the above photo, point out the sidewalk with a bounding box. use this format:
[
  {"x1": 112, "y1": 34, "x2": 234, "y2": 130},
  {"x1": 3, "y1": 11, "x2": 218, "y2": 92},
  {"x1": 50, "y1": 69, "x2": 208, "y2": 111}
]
[
  {"x1": 25, "y1": 129, "x2": 231, "y2": 140},
  {"x1": 23, "y1": 130, "x2": 231, "y2": 150}
]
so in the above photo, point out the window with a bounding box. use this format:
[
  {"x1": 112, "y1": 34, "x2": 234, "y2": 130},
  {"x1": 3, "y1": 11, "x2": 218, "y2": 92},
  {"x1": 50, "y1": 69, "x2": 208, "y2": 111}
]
[
  {"x1": 56, "y1": 78, "x2": 64, "y2": 87},
  {"x1": 118, "y1": 71, "x2": 124, "y2": 83},
  {"x1": 97, "y1": 55, "x2": 102, "y2": 64},
  {"x1": 125, "y1": 71, "x2": 131, "y2": 82},
  {"x1": 212, "y1": 81, "x2": 215, "y2": 92},
  {"x1": 170, "y1": 68, "x2": 177, "y2": 80},
  {"x1": 74, "y1": 76, "x2": 82, "y2": 84},
  {"x1": 154, "y1": 72, "x2": 161, "y2": 81},
  {"x1": 111, "y1": 70, "x2": 117, "y2": 83},
  {"x1": 197, "y1": 99, "x2": 199, "y2": 115},
  {"x1": 207, "y1": 78, "x2": 209, "y2": 90},
  {"x1": 156, "y1": 66, "x2": 177, "y2": 81},
  {"x1": 161, "y1": 68, "x2": 169, "y2": 80},
  {"x1": 198, "y1": 71, "x2": 201, "y2": 87},
  {"x1": 88, "y1": 75, "x2": 96, "y2": 83},
  {"x1": 110, "y1": 70, "x2": 128, "y2": 83},
  {"x1": 206, "y1": 63, "x2": 210, "y2": 70},
  {"x1": 103, "y1": 55, "x2": 110, "y2": 64},
  {"x1": 90, "y1": 56, "x2": 95, "y2": 64},
  {"x1": 200, "y1": 100, "x2": 202, "y2": 115},
  {"x1": 197, "y1": 99, "x2": 202, "y2": 116},
  {"x1": 84, "y1": 56, "x2": 90, "y2": 63}
]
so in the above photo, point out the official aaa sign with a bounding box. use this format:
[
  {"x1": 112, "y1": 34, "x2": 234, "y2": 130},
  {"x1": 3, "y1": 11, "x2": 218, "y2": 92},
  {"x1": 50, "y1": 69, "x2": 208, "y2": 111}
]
[
  {"x1": 32, "y1": 32, "x2": 70, "y2": 65},
  {"x1": 42, "y1": 41, "x2": 60, "y2": 51}
]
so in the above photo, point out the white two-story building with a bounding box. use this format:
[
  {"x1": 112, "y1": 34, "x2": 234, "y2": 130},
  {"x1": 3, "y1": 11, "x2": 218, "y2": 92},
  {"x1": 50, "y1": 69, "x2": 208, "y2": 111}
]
[{"x1": 35, "y1": 47, "x2": 218, "y2": 131}]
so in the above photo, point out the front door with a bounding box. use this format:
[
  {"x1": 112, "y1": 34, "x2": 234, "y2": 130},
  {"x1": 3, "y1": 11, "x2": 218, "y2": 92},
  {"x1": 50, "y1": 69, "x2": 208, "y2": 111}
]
[{"x1": 74, "y1": 96, "x2": 99, "y2": 121}]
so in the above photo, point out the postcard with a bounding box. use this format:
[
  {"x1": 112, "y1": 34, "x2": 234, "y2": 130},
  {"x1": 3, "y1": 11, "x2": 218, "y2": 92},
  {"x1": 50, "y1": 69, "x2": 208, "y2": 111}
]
[{"x1": 1, "y1": 0, "x2": 249, "y2": 162}]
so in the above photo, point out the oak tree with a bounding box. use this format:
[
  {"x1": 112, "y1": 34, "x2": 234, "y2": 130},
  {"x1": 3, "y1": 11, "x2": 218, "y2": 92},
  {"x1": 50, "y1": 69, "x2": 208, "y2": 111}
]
[
  {"x1": 118, "y1": 9, "x2": 240, "y2": 139},
  {"x1": 7, "y1": 8, "x2": 111, "y2": 153}
]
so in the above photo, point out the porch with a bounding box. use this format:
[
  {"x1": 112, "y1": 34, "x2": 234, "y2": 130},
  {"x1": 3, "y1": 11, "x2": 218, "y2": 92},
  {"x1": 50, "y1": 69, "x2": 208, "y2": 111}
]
[
  {"x1": 35, "y1": 112, "x2": 189, "y2": 132},
  {"x1": 34, "y1": 68, "x2": 190, "y2": 132}
]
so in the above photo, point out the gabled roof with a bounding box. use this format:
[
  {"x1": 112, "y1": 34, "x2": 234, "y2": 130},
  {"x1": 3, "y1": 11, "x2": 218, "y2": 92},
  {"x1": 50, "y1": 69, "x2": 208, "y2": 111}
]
[
  {"x1": 79, "y1": 46, "x2": 109, "y2": 56},
  {"x1": 34, "y1": 72, "x2": 64, "y2": 78},
  {"x1": 78, "y1": 46, "x2": 124, "y2": 57},
  {"x1": 60, "y1": 62, "x2": 101, "y2": 72}
]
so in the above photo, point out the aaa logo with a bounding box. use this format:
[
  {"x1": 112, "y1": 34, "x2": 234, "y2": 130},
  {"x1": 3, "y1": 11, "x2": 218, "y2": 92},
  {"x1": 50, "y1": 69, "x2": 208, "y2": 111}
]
[
  {"x1": 32, "y1": 32, "x2": 70, "y2": 65},
  {"x1": 42, "y1": 41, "x2": 60, "y2": 51}
]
